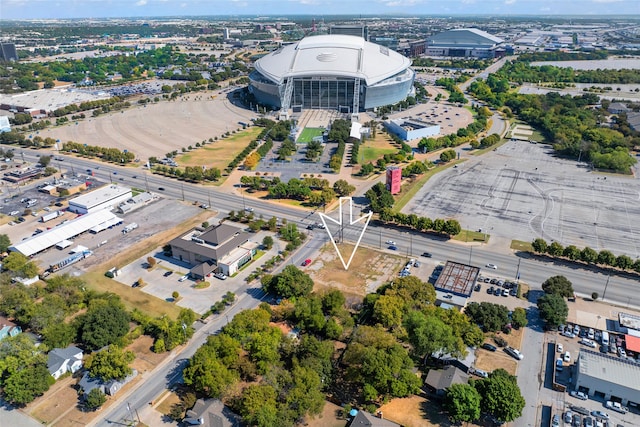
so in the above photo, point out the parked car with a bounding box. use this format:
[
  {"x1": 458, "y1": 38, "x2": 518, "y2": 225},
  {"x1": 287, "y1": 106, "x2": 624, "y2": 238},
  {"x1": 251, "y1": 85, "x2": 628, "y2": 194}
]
[
  {"x1": 562, "y1": 330, "x2": 576, "y2": 338},
  {"x1": 482, "y1": 343, "x2": 497, "y2": 352},
  {"x1": 605, "y1": 401, "x2": 628, "y2": 414},
  {"x1": 573, "y1": 414, "x2": 582, "y2": 427},
  {"x1": 591, "y1": 411, "x2": 609, "y2": 420},
  {"x1": 178, "y1": 275, "x2": 189, "y2": 282},
  {"x1": 244, "y1": 207, "x2": 254, "y2": 212},
  {"x1": 505, "y1": 346, "x2": 524, "y2": 360},
  {"x1": 487, "y1": 286, "x2": 494, "y2": 294},
  {"x1": 617, "y1": 347, "x2": 626, "y2": 358},
  {"x1": 557, "y1": 343, "x2": 564, "y2": 353},
  {"x1": 214, "y1": 272, "x2": 228, "y2": 280},
  {"x1": 468, "y1": 367, "x2": 488, "y2": 378},
  {"x1": 474, "y1": 284, "x2": 481, "y2": 292},
  {"x1": 564, "y1": 411, "x2": 574, "y2": 423},
  {"x1": 584, "y1": 417, "x2": 593, "y2": 427},
  {"x1": 580, "y1": 338, "x2": 597, "y2": 348},
  {"x1": 494, "y1": 287, "x2": 501, "y2": 296},
  {"x1": 163, "y1": 271, "x2": 173, "y2": 277},
  {"x1": 501, "y1": 289, "x2": 509, "y2": 297},
  {"x1": 552, "y1": 414, "x2": 560, "y2": 427},
  {"x1": 571, "y1": 390, "x2": 588, "y2": 400},
  {"x1": 564, "y1": 351, "x2": 571, "y2": 362}
]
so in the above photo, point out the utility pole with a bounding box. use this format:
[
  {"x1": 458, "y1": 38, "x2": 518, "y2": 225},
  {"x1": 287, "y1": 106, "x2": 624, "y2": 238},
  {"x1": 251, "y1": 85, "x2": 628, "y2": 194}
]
[
  {"x1": 602, "y1": 274, "x2": 611, "y2": 300},
  {"x1": 181, "y1": 182, "x2": 185, "y2": 201},
  {"x1": 515, "y1": 258, "x2": 521, "y2": 282}
]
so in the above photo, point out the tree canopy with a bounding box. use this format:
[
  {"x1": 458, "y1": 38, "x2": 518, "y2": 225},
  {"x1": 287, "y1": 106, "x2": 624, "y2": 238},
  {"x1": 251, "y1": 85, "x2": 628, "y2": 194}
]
[
  {"x1": 85, "y1": 345, "x2": 135, "y2": 382},
  {"x1": 261, "y1": 265, "x2": 314, "y2": 299},
  {"x1": 76, "y1": 298, "x2": 130, "y2": 350},
  {"x1": 541, "y1": 275, "x2": 574, "y2": 298},
  {"x1": 464, "y1": 302, "x2": 510, "y2": 332},
  {"x1": 444, "y1": 383, "x2": 481, "y2": 423},
  {"x1": 537, "y1": 293, "x2": 569, "y2": 328},
  {"x1": 474, "y1": 368, "x2": 525, "y2": 422}
]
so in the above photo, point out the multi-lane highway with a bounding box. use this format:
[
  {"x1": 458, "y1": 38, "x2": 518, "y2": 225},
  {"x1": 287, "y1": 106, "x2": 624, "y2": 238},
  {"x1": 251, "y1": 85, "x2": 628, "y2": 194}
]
[{"x1": 15, "y1": 148, "x2": 640, "y2": 309}]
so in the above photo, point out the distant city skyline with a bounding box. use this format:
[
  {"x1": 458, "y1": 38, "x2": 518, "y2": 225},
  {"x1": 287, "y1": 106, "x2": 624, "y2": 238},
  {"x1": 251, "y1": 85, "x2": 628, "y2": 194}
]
[{"x1": 2, "y1": 0, "x2": 640, "y2": 20}]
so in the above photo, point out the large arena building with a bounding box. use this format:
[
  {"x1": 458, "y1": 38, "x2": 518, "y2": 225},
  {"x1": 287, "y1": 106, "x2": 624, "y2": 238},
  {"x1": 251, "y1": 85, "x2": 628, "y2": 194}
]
[
  {"x1": 426, "y1": 28, "x2": 504, "y2": 59},
  {"x1": 249, "y1": 35, "x2": 414, "y2": 117}
]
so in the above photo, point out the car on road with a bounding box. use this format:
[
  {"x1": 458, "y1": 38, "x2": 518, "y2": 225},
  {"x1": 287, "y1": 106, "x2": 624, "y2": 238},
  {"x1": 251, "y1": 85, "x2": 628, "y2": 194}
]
[
  {"x1": 244, "y1": 207, "x2": 254, "y2": 212},
  {"x1": 386, "y1": 240, "x2": 396, "y2": 245},
  {"x1": 481, "y1": 343, "x2": 497, "y2": 352},
  {"x1": 388, "y1": 245, "x2": 398, "y2": 251},
  {"x1": 163, "y1": 271, "x2": 173, "y2": 277},
  {"x1": 421, "y1": 252, "x2": 432, "y2": 258},
  {"x1": 214, "y1": 272, "x2": 228, "y2": 280},
  {"x1": 301, "y1": 259, "x2": 312, "y2": 267},
  {"x1": 571, "y1": 391, "x2": 588, "y2": 400},
  {"x1": 486, "y1": 263, "x2": 498, "y2": 269},
  {"x1": 158, "y1": 187, "x2": 165, "y2": 191},
  {"x1": 591, "y1": 411, "x2": 609, "y2": 420}
]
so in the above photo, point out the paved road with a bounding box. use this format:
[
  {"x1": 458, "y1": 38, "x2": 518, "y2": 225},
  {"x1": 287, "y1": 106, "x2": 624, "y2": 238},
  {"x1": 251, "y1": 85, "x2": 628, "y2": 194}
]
[{"x1": 16, "y1": 149, "x2": 640, "y2": 309}]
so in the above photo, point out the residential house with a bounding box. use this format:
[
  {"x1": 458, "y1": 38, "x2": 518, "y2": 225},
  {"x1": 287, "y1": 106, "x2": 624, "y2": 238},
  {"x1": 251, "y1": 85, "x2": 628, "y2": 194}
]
[
  {"x1": 183, "y1": 398, "x2": 241, "y2": 426},
  {"x1": 424, "y1": 365, "x2": 469, "y2": 397},
  {"x1": 0, "y1": 316, "x2": 22, "y2": 342},
  {"x1": 78, "y1": 369, "x2": 138, "y2": 396},
  {"x1": 608, "y1": 102, "x2": 631, "y2": 114},
  {"x1": 349, "y1": 410, "x2": 401, "y2": 427},
  {"x1": 47, "y1": 345, "x2": 83, "y2": 380}
]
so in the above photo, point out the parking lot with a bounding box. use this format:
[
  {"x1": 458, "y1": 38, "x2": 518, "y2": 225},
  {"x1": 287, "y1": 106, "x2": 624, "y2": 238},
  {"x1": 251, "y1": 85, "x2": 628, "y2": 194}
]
[
  {"x1": 112, "y1": 229, "x2": 280, "y2": 314},
  {"x1": 403, "y1": 139, "x2": 640, "y2": 258}
]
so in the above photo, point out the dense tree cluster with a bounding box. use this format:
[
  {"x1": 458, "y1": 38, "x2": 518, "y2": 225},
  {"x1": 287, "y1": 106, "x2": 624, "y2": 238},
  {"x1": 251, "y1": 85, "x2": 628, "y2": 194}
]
[
  {"x1": 85, "y1": 345, "x2": 135, "y2": 382},
  {"x1": 261, "y1": 265, "x2": 314, "y2": 299},
  {"x1": 435, "y1": 77, "x2": 469, "y2": 104},
  {"x1": 496, "y1": 60, "x2": 640, "y2": 85},
  {"x1": 537, "y1": 293, "x2": 569, "y2": 328},
  {"x1": 378, "y1": 208, "x2": 462, "y2": 236},
  {"x1": 516, "y1": 51, "x2": 609, "y2": 62},
  {"x1": 468, "y1": 76, "x2": 638, "y2": 173},
  {"x1": 473, "y1": 369, "x2": 526, "y2": 422},
  {"x1": 365, "y1": 182, "x2": 395, "y2": 213},
  {"x1": 76, "y1": 297, "x2": 130, "y2": 351},
  {"x1": 131, "y1": 308, "x2": 196, "y2": 353},
  {"x1": 470, "y1": 133, "x2": 501, "y2": 149},
  {"x1": 531, "y1": 238, "x2": 640, "y2": 273},
  {"x1": 464, "y1": 302, "x2": 510, "y2": 332},
  {"x1": 417, "y1": 113, "x2": 489, "y2": 153},
  {"x1": 541, "y1": 275, "x2": 574, "y2": 298}
]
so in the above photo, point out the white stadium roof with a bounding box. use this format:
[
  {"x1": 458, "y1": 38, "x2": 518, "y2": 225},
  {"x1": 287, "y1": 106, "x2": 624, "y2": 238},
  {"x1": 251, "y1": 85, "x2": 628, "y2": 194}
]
[
  {"x1": 9, "y1": 210, "x2": 121, "y2": 257},
  {"x1": 254, "y1": 34, "x2": 412, "y2": 87},
  {"x1": 428, "y1": 28, "x2": 503, "y2": 47}
]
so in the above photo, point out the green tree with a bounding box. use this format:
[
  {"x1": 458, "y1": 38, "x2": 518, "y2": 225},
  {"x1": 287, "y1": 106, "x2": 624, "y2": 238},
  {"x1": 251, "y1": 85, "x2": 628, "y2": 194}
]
[
  {"x1": 580, "y1": 246, "x2": 598, "y2": 264},
  {"x1": 1, "y1": 251, "x2": 39, "y2": 277},
  {"x1": 464, "y1": 302, "x2": 510, "y2": 332},
  {"x1": 531, "y1": 238, "x2": 548, "y2": 253},
  {"x1": 261, "y1": 265, "x2": 313, "y2": 298},
  {"x1": 591, "y1": 292, "x2": 599, "y2": 301},
  {"x1": 511, "y1": 307, "x2": 528, "y2": 329},
  {"x1": 42, "y1": 322, "x2": 76, "y2": 348},
  {"x1": 85, "y1": 346, "x2": 135, "y2": 381},
  {"x1": 183, "y1": 346, "x2": 239, "y2": 397},
  {"x1": 262, "y1": 235, "x2": 274, "y2": 249},
  {"x1": 84, "y1": 388, "x2": 107, "y2": 410},
  {"x1": 333, "y1": 179, "x2": 355, "y2": 197},
  {"x1": 615, "y1": 254, "x2": 633, "y2": 270},
  {"x1": 563, "y1": 245, "x2": 581, "y2": 261},
  {"x1": 537, "y1": 293, "x2": 569, "y2": 328},
  {"x1": 38, "y1": 155, "x2": 51, "y2": 167},
  {"x1": 2, "y1": 364, "x2": 54, "y2": 406},
  {"x1": 405, "y1": 311, "x2": 459, "y2": 359},
  {"x1": 373, "y1": 294, "x2": 405, "y2": 328},
  {"x1": 444, "y1": 383, "x2": 481, "y2": 423},
  {"x1": 0, "y1": 234, "x2": 11, "y2": 253},
  {"x1": 365, "y1": 182, "x2": 395, "y2": 213},
  {"x1": 474, "y1": 369, "x2": 525, "y2": 422},
  {"x1": 238, "y1": 384, "x2": 279, "y2": 427},
  {"x1": 76, "y1": 299, "x2": 130, "y2": 350},
  {"x1": 541, "y1": 275, "x2": 574, "y2": 298},
  {"x1": 597, "y1": 250, "x2": 616, "y2": 266},
  {"x1": 547, "y1": 241, "x2": 564, "y2": 257}
]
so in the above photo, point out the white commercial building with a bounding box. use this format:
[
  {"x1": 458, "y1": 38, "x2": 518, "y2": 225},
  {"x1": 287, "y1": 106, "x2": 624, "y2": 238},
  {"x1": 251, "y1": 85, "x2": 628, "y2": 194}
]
[
  {"x1": 68, "y1": 184, "x2": 132, "y2": 214},
  {"x1": 9, "y1": 210, "x2": 122, "y2": 257},
  {"x1": 385, "y1": 118, "x2": 440, "y2": 141},
  {"x1": 575, "y1": 349, "x2": 640, "y2": 406}
]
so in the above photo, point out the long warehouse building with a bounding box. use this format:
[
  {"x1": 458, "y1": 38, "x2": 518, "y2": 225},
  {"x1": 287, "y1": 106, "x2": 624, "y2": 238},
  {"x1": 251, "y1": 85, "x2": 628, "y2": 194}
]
[
  {"x1": 9, "y1": 210, "x2": 122, "y2": 257},
  {"x1": 67, "y1": 184, "x2": 132, "y2": 214}
]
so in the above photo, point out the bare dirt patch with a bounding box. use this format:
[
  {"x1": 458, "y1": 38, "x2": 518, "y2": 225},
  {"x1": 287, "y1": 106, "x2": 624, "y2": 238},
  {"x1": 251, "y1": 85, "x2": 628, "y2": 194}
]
[
  {"x1": 156, "y1": 390, "x2": 181, "y2": 417},
  {"x1": 126, "y1": 335, "x2": 167, "y2": 374},
  {"x1": 378, "y1": 395, "x2": 452, "y2": 427},
  {"x1": 475, "y1": 328, "x2": 524, "y2": 376},
  {"x1": 305, "y1": 401, "x2": 346, "y2": 427},
  {"x1": 308, "y1": 243, "x2": 404, "y2": 297},
  {"x1": 29, "y1": 376, "x2": 79, "y2": 425}
]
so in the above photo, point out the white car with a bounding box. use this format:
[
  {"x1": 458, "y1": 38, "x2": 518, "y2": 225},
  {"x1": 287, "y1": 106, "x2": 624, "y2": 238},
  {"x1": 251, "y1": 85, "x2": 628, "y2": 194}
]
[
  {"x1": 178, "y1": 275, "x2": 189, "y2": 282},
  {"x1": 214, "y1": 272, "x2": 228, "y2": 280},
  {"x1": 385, "y1": 240, "x2": 396, "y2": 246},
  {"x1": 485, "y1": 263, "x2": 498, "y2": 269},
  {"x1": 557, "y1": 343, "x2": 563, "y2": 353},
  {"x1": 563, "y1": 351, "x2": 571, "y2": 362},
  {"x1": 605, "y1": 401, "x2": 628, "y2": 414}
]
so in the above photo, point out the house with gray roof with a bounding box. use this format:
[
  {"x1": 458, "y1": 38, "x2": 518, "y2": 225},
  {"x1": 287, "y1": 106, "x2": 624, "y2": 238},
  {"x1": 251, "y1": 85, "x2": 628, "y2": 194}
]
[
  {"x1": 169, "y1": 223, "x2": 257, "y2": 279},
  {"x1": 349, "y1": 410, "x2": 401, "y2": 427},
  {"x1": 424, "y1": 365, "x2": 469, "y2": 396},
  {"x1": 47, "y1": 345, "x2": 83, "y2": 380},
  {"x1": 78, "y1": 369, "x2": 138, "y2": 396},
  {"x1": 183, "y1": 398, "x2": 241, "y2": 427}
]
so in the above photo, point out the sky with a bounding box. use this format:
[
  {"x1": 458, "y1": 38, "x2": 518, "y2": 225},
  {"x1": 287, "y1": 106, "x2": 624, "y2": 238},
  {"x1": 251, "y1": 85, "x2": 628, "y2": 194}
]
[{"x1": 1, "y1": 0, "x2": 639, "y2": 20}]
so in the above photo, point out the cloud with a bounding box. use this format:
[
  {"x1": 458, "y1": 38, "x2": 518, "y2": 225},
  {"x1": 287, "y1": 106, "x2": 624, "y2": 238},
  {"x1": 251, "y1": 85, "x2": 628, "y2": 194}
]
[
  {"x1": 504, "y1": 0, "x2": 516, "y2": 4},
  {"x1": 592, "y1": 0, "x2": 622, "y2": 2},
  {"x1": 135, "y1": 0, "x2": 147, "y2": 5}
]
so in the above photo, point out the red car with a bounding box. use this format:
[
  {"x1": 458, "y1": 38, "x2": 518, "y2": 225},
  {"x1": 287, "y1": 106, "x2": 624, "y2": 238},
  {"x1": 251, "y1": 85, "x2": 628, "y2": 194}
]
[{"x1": 301, "y1": 259, "x2": 312, "y2": 267}]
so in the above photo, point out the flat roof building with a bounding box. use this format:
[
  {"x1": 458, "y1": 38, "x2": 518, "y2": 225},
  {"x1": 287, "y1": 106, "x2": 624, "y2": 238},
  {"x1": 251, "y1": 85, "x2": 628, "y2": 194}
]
[
  {"x1": 575, "y1": 349, "x2": 640, "y2": 405},
  {"x1": 432, "y1": 261, "x2": 480, "y2": 310},
  {"x1": 68, "y1": 184, "x2": 132, "y2": 214},
  {"x1": 385, "y1": 118, "x2": 440, "y2": 141},
  {"x1": 426, "y1": 28, "x2": 504, "y2": 59}
]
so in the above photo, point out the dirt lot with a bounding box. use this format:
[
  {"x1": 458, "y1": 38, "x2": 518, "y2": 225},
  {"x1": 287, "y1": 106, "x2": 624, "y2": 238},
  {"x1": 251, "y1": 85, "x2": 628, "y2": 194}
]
[
  {"x1": 305, "y1": 401, "x2": 346, "y2": 427},
  {"x1": 29, "y1": 375, "x2": 80, "y2": 425},
  {"x1": 378, "y1": 395, "x2": 452, "y2": 427},
  {"x1": 307, "y1": 243, "x2": 404, "y2": 299},
  {"x1": 474, "y1": 327, "x2": 524, "y2": 376},
  {"x1": 126, "y1": 335, "x2": 167, "y2": 374}
]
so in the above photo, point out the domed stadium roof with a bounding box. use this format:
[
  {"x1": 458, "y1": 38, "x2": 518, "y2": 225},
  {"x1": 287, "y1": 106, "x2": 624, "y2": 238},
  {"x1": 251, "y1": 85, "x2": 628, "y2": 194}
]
[
  {"x1": 254, "y1": 34, "x2": 412, "y2": 87},
  {"x1": 428, "y1": 28, "x2": 503, "y2": 47}
]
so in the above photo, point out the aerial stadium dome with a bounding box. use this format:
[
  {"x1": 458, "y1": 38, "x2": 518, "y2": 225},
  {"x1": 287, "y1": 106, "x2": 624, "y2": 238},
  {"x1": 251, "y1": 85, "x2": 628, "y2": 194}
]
[{"x1": 249, "y1": 34, "x2": 414, "y2": 114}]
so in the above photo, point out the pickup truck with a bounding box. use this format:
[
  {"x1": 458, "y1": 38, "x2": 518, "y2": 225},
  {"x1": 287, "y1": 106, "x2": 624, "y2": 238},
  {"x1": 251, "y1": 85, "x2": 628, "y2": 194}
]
[{"x1": 605, "y1": 401, "x2": 628, "y2": 414}]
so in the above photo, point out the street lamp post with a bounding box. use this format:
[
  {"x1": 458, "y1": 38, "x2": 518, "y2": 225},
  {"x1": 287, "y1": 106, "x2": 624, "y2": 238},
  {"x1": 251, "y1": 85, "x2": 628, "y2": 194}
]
[{"x1": 602, "y1": 274, "x2": 611, "y2": 300}]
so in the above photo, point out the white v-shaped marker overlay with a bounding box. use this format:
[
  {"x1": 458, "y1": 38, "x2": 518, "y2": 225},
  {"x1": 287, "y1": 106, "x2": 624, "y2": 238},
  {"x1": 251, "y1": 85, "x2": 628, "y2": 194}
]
[{"x1": 318, "y1": 197, "x2": 372, "y2": 271}]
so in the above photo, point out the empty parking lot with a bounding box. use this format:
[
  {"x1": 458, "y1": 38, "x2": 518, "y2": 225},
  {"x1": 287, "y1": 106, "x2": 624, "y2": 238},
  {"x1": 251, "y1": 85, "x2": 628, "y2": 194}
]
[{"x1": 403, "y1": 140, "x2": 640, "y2": 258}]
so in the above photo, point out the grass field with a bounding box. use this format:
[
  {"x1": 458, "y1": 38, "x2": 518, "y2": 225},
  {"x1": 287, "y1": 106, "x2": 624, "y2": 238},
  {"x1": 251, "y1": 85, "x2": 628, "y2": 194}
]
[
  {"x1": 360, "y1": 135, "x2": 397, "y2": 163},
  {"x1": 452, "y1": 229, "x2": 490, "y2": 243},
  {"x1": 511, "y1": 239, "x2": 533, "y2": 252},
  {"x1": 297, "y1": 127, "x2": 325, "y2": 143},
  {"x1": 177, "y1": 127, "x2": 262, "y2": 170}
]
